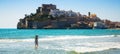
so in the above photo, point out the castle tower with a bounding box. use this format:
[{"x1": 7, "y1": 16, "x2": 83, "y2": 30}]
[
  {"x1": 88, "y1": 12, "x2": 90, "y2": 18},
  {"x1": 36, "y1": 7, "x2": 41, "y2": 13},
  {"x1": 25, "y1": 18, "x2": 28, "y2": 28},
  {"x1": 41, "y1": 4, "x2": 56, "y2": 15}
]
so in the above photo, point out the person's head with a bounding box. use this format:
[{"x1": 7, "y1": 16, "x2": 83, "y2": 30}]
[{"x1": 35, "y1": 35, "x2": 38, "y2": 38}]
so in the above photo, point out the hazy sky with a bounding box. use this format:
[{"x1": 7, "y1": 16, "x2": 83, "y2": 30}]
[{"x1": 0, "y1": 0, "x2": 120, "y2": 28}]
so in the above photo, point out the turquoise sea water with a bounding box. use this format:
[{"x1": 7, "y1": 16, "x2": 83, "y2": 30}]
[
  {"x1": 0, "y1": 29, "x2": 120, "y2": 54},
  {"x1": 0, "y1": 29, "x2": 120, "y2": 39}
]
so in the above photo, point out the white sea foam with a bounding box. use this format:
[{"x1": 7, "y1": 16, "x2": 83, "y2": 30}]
[
  {"x1": 0, "y1": 35, "x2": 120, "y2": 53},
  {"x1": 63, "y1": 42, "x2": 120, "y2": 53},
  {"x1": 39, "y1": 35, "x2": 120, "y2": 41},
  {"x1": 0, "y1": 35, "x2": 112, "y2": 42}
]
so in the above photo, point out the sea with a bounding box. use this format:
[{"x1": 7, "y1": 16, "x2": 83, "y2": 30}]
[{"x1": 0, "y1": 29, "x2": 120, "y2": 54}]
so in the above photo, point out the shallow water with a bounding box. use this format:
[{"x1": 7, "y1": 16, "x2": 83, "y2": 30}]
[
  {"x1": 0, "y1": 36, "x2": 120, "y2": 54},
  {"x1": 0, "y1": 29, "x2": 120, "y2": 54}
]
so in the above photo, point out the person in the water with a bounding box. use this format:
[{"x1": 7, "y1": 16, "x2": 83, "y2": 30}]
[{"x1": 35, "y1": 35, "x2": 38, "y2": 48}]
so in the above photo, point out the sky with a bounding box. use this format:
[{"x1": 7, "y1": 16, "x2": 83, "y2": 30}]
[{"x1": 0, "y1": 0, "x2": 120, "y2": 28}]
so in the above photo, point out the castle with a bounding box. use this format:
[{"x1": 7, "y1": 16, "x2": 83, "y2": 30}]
[{"x1": 17, "y1": 4, "x2": 120, "y2": 29}]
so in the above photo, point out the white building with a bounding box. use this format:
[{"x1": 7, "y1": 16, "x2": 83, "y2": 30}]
[
  {"x1": 50, "y1": 9, "x2": 65, "y2": 17},
  {"x1": 94, "y1": 22, "x2": 107, "y2": 29},
  {"x1": 50, "y1": 9, "x2": 78, "y2": 18},
  {"x1": 65, "y1": 10, "x2": 77, "y2": 17}
]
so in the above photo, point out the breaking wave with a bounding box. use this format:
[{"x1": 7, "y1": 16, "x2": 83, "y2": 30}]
[{"x1": 0, "y1": 35, "x2": 120, "y2": 53}]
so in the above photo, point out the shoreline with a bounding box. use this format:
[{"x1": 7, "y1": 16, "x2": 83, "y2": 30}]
[
  {"x1": 0, "y1": 28, "x2": 120, "y2": 30},
  {"x1": 0, "y1": 35, "x2": 120, "y2": 54}
]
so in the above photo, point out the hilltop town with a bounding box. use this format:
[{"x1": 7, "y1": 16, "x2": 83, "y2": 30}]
[{"x1": 17, "y1": 4, "x2": 120, "y2": 29}]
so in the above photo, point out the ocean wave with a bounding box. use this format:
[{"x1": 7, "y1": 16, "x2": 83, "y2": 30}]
[
  {"x1": 64, "y1": 42, "x2": 120, "y2": 53},
  {"x1": 0, "y1": 35, "x2": 120, "y2": 53},
  {"x1": 0, "y1": 35, "x2": 120, "y2": 42},
  {"x1": 68, "y1": 48, "x2": 120, "y2": 54}
]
